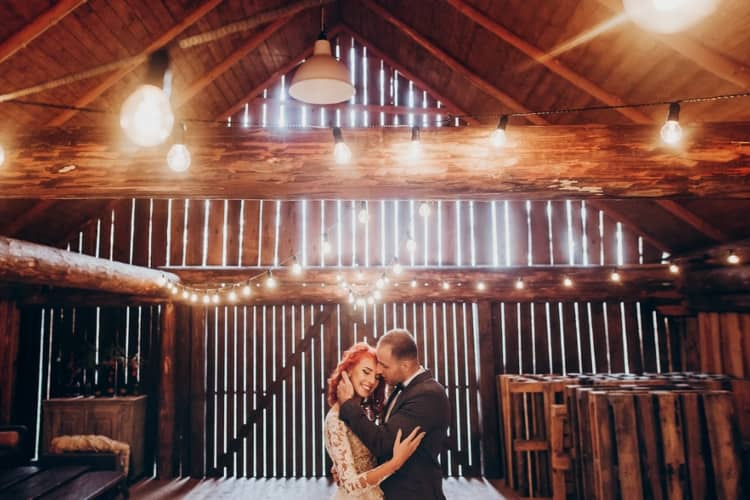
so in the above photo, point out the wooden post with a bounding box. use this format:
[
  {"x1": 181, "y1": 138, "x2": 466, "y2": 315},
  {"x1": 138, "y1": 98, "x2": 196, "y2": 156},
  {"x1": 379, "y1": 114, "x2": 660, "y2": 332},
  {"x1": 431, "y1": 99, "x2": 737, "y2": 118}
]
[
  {"x1": 157, "y1": 302, "x2": 177, "y2": 478},
  {"x1": 0, "y1": 300, "x2": 20, "y2": 424},
  {"x1": 476, "y1": 302, "x2": 502, "y2": 478}
]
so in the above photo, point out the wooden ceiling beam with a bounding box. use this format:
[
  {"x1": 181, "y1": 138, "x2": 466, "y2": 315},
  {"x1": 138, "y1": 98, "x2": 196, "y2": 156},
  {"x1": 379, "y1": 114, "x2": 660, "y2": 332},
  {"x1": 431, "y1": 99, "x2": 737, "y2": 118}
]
[
  {"x1": 0, "y1": 0, "x2": 86, "y2": 65},
  {"x1": 356, "y1": 0, "x2": 548, "y2": 125},
  {"x1": 46, "y1": 0, "x2": 223, "y2": 127},
  {"x1": 341, "y1": 26, "x2": 479, "y2": 126},
  {"x1": 162, "y1": 264, "x2": 681, "y2": 303},
  {"x1": 655, "y1": 200, "x2": 729, "y2": 242},
  {"x1": 215, "y1": 24, "x2": 344, "y2": 121},
  {"x1": 0, "y1": 200, "x2": 56, "y2": 236},
  {"x1": 3, "y1": 122, "x2": 749, "y2": 199},
  {"x1": 0, "y1": 236, "x2": 178, "y2": 296},
  {"x1": 174, "y1": 16, "x2": 290, "y2": 109},
  {"x1": 586, "y1": 200, "x2": 673, "y2": 253},
  {"x1": 596, "y1": 0, "x2": 750, "y2": 89},
  {"x1": 445, "y1": 0, "x2": 651, "y2": 124}
]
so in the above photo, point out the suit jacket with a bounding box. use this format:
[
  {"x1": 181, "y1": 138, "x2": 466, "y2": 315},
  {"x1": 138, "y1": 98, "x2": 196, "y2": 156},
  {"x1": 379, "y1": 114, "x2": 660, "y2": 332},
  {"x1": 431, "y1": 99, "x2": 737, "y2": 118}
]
[{"x1": 339, "y1": 370, "x2": 450, "y2": 500}]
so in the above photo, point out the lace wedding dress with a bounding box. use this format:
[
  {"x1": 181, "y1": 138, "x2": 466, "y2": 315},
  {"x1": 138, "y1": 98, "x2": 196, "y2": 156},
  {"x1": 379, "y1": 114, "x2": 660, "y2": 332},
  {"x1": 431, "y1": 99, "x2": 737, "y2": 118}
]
[{"x1": 324, "y1": 407, "x2": 385, "y2": 500}]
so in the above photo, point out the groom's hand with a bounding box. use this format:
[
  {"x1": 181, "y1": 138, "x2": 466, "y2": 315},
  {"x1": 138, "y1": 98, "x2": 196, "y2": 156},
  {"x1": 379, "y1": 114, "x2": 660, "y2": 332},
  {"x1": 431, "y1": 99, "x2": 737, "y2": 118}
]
[{"x1": 337, "y1": 372, "x2": 355, "y2": 403}]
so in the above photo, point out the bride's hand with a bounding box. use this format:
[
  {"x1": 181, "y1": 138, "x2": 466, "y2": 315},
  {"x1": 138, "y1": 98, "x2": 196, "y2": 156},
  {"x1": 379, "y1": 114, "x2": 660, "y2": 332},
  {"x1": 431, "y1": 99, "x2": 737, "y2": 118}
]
[{"x1": 391, "y1": 427, "x2": 426, "y2": 468}]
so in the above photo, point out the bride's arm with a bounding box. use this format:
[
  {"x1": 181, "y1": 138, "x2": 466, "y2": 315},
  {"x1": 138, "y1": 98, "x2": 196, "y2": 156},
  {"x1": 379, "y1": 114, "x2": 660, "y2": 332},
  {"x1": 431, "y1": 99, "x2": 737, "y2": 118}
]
[{"x1": 325, "y1": 414, "x2": 419, "y2": 493}]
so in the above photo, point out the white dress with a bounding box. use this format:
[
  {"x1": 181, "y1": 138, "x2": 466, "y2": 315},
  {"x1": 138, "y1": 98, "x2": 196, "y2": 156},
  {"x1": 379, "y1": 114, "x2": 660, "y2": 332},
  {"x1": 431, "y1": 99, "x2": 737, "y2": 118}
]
[{"x1": 324, "y1": 407, "x2": 385, "y2": 500}]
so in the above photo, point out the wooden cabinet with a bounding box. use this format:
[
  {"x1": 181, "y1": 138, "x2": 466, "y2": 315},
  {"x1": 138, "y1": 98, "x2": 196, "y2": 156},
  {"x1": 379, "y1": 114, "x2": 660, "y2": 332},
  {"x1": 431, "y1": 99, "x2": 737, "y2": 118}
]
[{"x1": 42, "y1": 396, "x2": 147, "y2": 479}]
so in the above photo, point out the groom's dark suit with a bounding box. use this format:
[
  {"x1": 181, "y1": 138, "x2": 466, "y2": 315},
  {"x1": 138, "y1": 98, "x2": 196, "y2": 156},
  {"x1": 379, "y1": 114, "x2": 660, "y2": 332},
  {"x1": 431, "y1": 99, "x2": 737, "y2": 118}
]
[{"x1": 339, "y1": 370, "x2": 450, "y2": 500}]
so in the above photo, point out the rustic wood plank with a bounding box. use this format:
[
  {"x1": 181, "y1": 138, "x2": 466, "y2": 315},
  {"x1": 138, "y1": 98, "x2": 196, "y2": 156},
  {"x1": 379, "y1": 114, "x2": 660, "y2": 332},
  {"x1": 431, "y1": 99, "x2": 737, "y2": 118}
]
[
  {"x1": 609, "y1": 392, "x2": 643, "y2": 499},
  {"x1": 680, "y1": 392, "x2": 707, "y2": 500},
  {"x1": 656, "y1": 391, "x2": 687, "y2": 500},
  {"x1": 635, "y1": 392, "x2": 664, "y2": 500},
  {"x1": 606, "y1": 302, "x2": 626, "y2": 373},
  {"x1": 190, "y1": 306, "x2": 206, "y2": 477},
  {"x1": 476, "y1": 302, "x2": 501, "y2": 478},
  {"x1": 703, "y1": 391, "x2": 743, "y2": 500},
  {"x1": 519, "y1": 303, "x2": 534, "y2": 373},
  {"x1": 185, "y1": 200, "x2": 206, "y2": 267},
  {"x1": 205, "y1": 200, "x2": 226, "y2": 267},
  {"x1": 589, "y1": 303, "x2": 609, "y2": 373},
  {"x1": 589, "y1": 391, "x2": 615, "y2": 500},
  {"x1": 157, "y1": 302, "x2": 176, "y2": 478},
  {"x1": 205, "y1": 307, "x2": 216, "y2": 475},
  {"x1": 720, "y1": 312, "x2": 745, "y2": 377}
]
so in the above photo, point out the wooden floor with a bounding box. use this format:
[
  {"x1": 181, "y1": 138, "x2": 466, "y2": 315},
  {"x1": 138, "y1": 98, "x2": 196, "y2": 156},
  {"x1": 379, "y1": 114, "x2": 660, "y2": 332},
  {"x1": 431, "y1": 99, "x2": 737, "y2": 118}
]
[{"x1": 130, "y1": 477, "x2": 517, "y2": 499}]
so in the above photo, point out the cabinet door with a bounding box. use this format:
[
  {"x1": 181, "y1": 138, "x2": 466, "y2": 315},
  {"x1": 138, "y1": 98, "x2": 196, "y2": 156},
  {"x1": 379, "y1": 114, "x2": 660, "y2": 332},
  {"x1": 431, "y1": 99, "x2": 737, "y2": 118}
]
[
  {"x1": 44, "y1": 406, "x2": 85, "y2": 452},
  {"x1": 85, "y1": 405, "x2": 123, "y2": 438}
]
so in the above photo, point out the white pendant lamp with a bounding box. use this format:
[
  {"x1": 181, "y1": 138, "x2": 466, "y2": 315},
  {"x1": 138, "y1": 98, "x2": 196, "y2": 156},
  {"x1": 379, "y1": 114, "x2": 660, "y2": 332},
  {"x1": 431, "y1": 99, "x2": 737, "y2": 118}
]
[{"x1": 289, "y1": 10, "x2": 354, "y2": 105}]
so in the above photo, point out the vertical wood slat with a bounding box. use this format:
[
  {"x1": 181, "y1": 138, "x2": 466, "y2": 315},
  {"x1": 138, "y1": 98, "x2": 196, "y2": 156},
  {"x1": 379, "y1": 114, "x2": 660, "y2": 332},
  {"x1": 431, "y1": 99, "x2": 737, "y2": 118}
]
[
  {"x1": 185, "y1": 200, "x2": 206, "y2": 267},
  {"x1": 0, "y1": 301, "x2": 21, "y2": 425},
  {"x1": 241, "y1": 200, "x2": 261, "y2": 267},
  {"x1": 205, "y1": 307, "x2": 216, "y2": 475},
  {"x1": 169, "y1": 199, "x2": 186, "y2": 267},
  {"x1": 151, "y1": 199, "x2": 169, "y2": 268},
  {"x1": 589, "y1": 303, "x2": 609, "y2": 373},
  {"x1": 205, "y1": 200, "x2": 226, "y2": 267},
  {"x1": 226, "y1": 306, "x2": 236, "y2": 478},
  {"x1": 606, "y1": 302, "x2": 626, "y2": 373},
  {"x1": 473, "y1": 201, "x2": 492, "y2": 266},
  {"x1": 680, "y1": 391, "x2": 708, "y2": 500},
  {"x1": 477, "y1": 302, "x2": 501, "y2": 478},
  {"x1": 131, "y1": 199, "x2": 151, "y2": 267},
  {"x1": 463, "y1": 304, "x2": 481, "y2": 476},
  {"x1": 224, "y1": 200, "x2": 243, "y2": 267},
  {"x1": 656, "y1": 391, "x2": 687, "y2": 500},
  {"x1": 190, "y1": 306, "x2": 206, "y2": 478},
  {"x1": 703, "y1": 391, "x2": 743, "y2": 500},
  {"x1": 608, "y1": 392, "x2": 643, "y2": 499},
  {"x1": 157, "y1": 302, "x2": 176, "y2": 478},
  {"x1": 274, "y1": 306, "x2": 284, "y2": 478}
]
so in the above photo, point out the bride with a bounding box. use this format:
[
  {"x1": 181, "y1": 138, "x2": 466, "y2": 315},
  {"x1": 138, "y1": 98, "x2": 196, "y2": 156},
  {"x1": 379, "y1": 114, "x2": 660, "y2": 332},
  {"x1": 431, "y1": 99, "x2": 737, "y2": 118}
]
[{"x1": 325, "y1": 342, "x2": 425, "y2": 499}]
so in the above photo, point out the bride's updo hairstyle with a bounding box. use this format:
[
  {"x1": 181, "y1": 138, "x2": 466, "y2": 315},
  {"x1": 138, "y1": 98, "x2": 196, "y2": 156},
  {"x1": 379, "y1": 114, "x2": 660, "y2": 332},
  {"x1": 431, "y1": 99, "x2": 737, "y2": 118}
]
[{"x1": 327, "y1": 342, "x2": 385, "y2": 416}]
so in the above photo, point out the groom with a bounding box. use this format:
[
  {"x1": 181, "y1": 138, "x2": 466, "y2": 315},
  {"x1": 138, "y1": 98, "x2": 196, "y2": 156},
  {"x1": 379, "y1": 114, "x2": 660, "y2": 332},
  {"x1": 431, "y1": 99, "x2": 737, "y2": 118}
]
[{"x1": 337, "y1": 328, "x2": 450, "y2": 499}]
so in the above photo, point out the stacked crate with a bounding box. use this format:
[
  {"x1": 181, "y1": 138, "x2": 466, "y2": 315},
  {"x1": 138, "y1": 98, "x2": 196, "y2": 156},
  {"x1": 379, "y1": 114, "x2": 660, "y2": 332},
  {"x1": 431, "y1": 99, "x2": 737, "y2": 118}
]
[{"x1": 498, "y1": 373, "x2": 742, "y2": 499}]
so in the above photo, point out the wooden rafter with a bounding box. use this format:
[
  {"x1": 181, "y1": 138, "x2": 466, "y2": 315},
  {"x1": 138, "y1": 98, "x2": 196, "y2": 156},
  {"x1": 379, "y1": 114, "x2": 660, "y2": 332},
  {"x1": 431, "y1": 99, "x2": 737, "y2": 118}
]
[
  {"x1": 174, "y1": 16, "x2": 290, "y2": 109},
  {"x1": 587, "y1": 200, "x2": 673, "y2": 253},
  {"x1": 163, "y1": 264, "x2": 681, "y2": 303},
  {"x1": 342, "y1": 26, "x2": 480, "y2": 125},
  {"x1": 356, "y1": 0, "x2": 548, "y2": 125},
  {"x1": 0, "y1": 200, "x2": 55, "y2": 236},
  {"x1": 596, "y1": 0, "x2": 750, "y2": 89},
  {"x1": 655, "y1": 200, "x2": 729, "y2": 243},
  {"x1": 5, "y1": 122, "x2": 749, "y2": 200},
  {"x1": 445, "y1": 0, "x2": 651, "y2": 124},
  {"x1": 45, "y1": 0, "x2": 223, "y2": 126},
  {"x1": 215, "y1": 24, "x2": 344, "y2": 121},
  {"x1": 0, "y1": 0, "x2": 86, "y2": 65}
]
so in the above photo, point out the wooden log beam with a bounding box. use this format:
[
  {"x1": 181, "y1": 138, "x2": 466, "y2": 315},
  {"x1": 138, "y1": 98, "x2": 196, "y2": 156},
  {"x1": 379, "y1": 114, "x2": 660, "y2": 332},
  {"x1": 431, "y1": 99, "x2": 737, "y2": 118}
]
[
  {"x1": 596, "y1": 0, "x2": 750, "y2": 89},
  {"x1": 158, "y1": 302, "x2": 177, "y2": 479},
  {"x1": 356, "y1": 0, "x2": 548, "y2": 125},
  {"x1": 46, "y1": 0, "x2": 223, "y2": 126},
  {"x1": 0, "y1": 0, "x2": 86, "y2": 65},
  {"x1": 341, "y1": 26, "x2": 480, "y2": 126},
  {"x1": 0, "y1": 236, "x2": 179, "y2": 295},
  {"x1": 173, "y1": 16, "x2": 291, "y2": 109},
  {"x1": 672, "y1": 237, "x2": 750, "y2": 266},
  {"x1": 216, "y1": 25, "x2": 343, "y2": 121},
  {"x1": 162, "y1": 264, "x2": 681, "y2": 303},
  {"x1": 4, "y1": 122, "x2": 749, "y2": 199},
  {"x1": 444, "y1": 0, "x2": 652, "y2": 124},
  {"x1": 655, "y1": 200, "x2": 729, "y2": 242}
]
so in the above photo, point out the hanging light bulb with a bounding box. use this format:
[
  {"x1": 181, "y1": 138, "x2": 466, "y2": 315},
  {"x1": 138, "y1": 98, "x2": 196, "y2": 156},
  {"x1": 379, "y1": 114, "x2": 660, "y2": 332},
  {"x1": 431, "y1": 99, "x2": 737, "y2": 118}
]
[
  {"x1": 376, "y1": 274, "x2": 386, "y2": 289},
  {"x1": 411, "y1": 279, "x2": 418, "y2": 288},
  {"x1": 0, "y1": 144, "x2": 5, "y2": 167},
  {"x1": 407, "y1": 126, "x2": 421, "y2": 161},
  {"x1": 182, "y1": 290, "x2": 189, "y2": 299},
  {"x1": 477, "y1": 281, "x2": 486, "y2": 291},
  {"x1": 515, "y1": 278, "x2": 525, "y2": 290},
  {"x1": 266, "y1": 270, "x2": 277, "y2": 288},
  {"x1": 190, "y1": 293, "x2": 198, "y2": 302},
  {"x1": 211, "y1": 293, "x2": 220, "y2": 304},
  {"x1": 167, "y1": 122, "x2": 191, "y2": 172},
  {"x1": 332, "y1": 126, "x2": 352, "y2": 164},
  {"x1": 356, "y1": 297, "x2": 366, "y2": 307},
  {"x1": 442, "y1": 281, "x2": 450, "y2": 290},
  {"x1": 610, "y1": 271, "x2": 622, "y2": 282},
  {"x1": 358, "y1": 202, "x2": 369, "y2": 224},
  {"x1": 171, "y1": 286, "x2": 179, "y2": 295},
  {"x1": 660, "y1": 102, "x2": 682, "y2": 145},
  {"x1": 727, "y1": 251, "x2": 741, "y2": 265},
  {"x1": 405, "y1": 233, "x2": 416, "y2": 253},
  {"x1": 374, "y1": 289, "x2": 382, "y2": 300},
  {"x1": 322, "y1": 232, "x2": 332, "y2": 254},
  {"x1": 367, "y1": 295, "x2": 375, "y2": 305},
  {"x1": 202, "y1": 293, "x2": 210, "y2": 304},
  {"x1": 120, "y1": 50, "x2": 174, "y2": 147},
  {"x1": 348, "y1": 290, "x2": 355, "y2": 304},
  {"x1": 228, "y1": 290, "x2": 238, "y2": 302},
  {"x1": 669, "y1": 263, "x2": 680, "y2": 274},
  {"x1": 418, "y1": 202, "x2": 431, "y2": 217},
  {"x1": 355, "y1": 265, "x2": 364, "y2": 281},
  {"x1": 288, "y1": 9, "x2": 355, "y2": 104},
  {"x1": 291, "y1": 255, "x2": 303, "y2": 275},
  {"x1": 392, "y1": 257, "x2": 403, "y2": 275},
  {"x1": 563, "y1": 276, "x2": 573, "y2": 288},
  {"x1": 490, "y1": 115, "x2": 509, "y2": 148},
  {"x1": 242, "y1": 284, "x2": 252, "y2": 296}
]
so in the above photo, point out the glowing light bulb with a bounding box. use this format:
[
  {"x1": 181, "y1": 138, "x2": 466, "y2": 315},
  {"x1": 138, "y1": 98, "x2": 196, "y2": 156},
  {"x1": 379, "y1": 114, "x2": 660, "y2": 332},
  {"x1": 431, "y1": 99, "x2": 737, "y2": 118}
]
[
  {"x1": 411, "y1": 279, "x2": 418, "y2": 288},
  {"x1": 291, "y1": 256, "x2": 302, "y2": 275},
  {"x1": 392, "y1": 258, "x2": 403, "y2": 275},
  {"x1": 322, "y1": 233, "x2": 332, "y2": 254},
  {"x1": 333, "y1": 142, "x2": 352, "y2": 164},
  {"x1": 611, "y1": 271, "x2": 622, "y2": 282},
  {"x1": 406, "y1": 236, "x2": 416, "y2": 253},
  {"x1": 623, "y1": 0, "x2": 717, "y2": 33},
  {"x1": 182, "y1": 290, "x2": 189, "y2": 299},
  {"x1": 442, "y1": 281, "x2": 450, "y2": 290},
  {"x1": 202, "y1": 294, "x2": 210, "y2": 304},
  {"x1": 228, "y1": 290, "x2": 238, "y2": 302},
  {"x1": 660, "y1": 121, "x2": 682, "y2": 145},
  {"x1": 358, "y1": 202, "x2": 369, "y2": 224},
  {"x1": 190, "y1": 293, "x2": 198, "y2": 302},
  {"x1": 477, "y1": 281, "x2": 486, "y2": 291},
  {"x1": 669, "y1": 263, "x2": 680, "y2": 274},
  {"x1": 374, "y1": 290, "x2": 382, "y2": 300},
  {"x1": 242, "y1": 285, "x2": 252, "y2": 296},
  {"x1": 728, "y1": 251, "x2": 740, "y2": 265},
  {"x1": 652, "y1": 0, "x2": 682, "y2": 11},
  {"x1": 563, "y1": 277, "x2": 573, "y2": 288},
  {"x1": 266, "y1": 271, "x2": 277, "y2": 288},
  {"x1": 171, "y1": 286, "x2": 179, "y2": 295},
  {"x1": 418, "y1": 202, "x2": 431, "y2": 217},
  {"x1": 376, "y1": 276, "x2": 385, "y2": 289},
  {"x1": 356, "y1": 297, "x2": 366, "y2": 307},
  {"x1": 120, "y1": 84, "x2": 174, "y2": 147},
  {"x1": 515, "y1": 278, "x2": 525, "y2": 290},
  {"x1": 490, "y1": 115, "x2": 509, "y2": 148},
  {"x1": 367, "y1": 295, "x2": 375, "y2": 305},
  {"x1": 348, "y1": 292, "x2": 355, "y2": 304},
  {"x1": 167, "y1": 143, "x2": 191, "y2": 172},
  {"x1": 407, "y1": 126, "x2": 421, "y2": 161},
  {"x1": 211, "y1": 293, "x2": 220, "y2": 304}
]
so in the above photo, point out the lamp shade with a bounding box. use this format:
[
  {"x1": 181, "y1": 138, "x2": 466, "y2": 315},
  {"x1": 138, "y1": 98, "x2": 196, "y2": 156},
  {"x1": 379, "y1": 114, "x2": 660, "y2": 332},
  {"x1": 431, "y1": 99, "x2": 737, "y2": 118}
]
[{"x1": 289, "y1": 39, "x2": 355, "y2": 104}]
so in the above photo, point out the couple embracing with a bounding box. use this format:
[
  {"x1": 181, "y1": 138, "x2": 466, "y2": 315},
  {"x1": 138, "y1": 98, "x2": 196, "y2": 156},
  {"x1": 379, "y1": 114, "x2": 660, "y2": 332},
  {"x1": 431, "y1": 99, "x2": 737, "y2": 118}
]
[{"x1": 324, "y1": 329, "x2": 450, "y2": 500}]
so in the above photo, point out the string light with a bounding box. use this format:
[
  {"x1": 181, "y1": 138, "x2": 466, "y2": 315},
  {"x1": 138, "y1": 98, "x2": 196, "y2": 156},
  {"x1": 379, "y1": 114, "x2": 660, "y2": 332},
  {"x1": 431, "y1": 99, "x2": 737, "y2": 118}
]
[
  {"x1": 322, "y1": 232, "x2": 332, "y2": 255},
  {"x1": 442, "y1": 281, "x2": 450, "y2": 290},
  {"x1": 477, "y1": 281, "x2": 486, "y2": 291},
  {"x1": 358, "y1": 202, "x2": 369, "y2": 224},
  {"x1": 727, "y1": 251, "x2": 741, "y2": 265},
  {"x1": 182, "y1": 290, "x2": 189, "y2": 299},
  {"x1": 167, "y1": 122, "x2": 191, "y2": 172},
  {"x1": 202, "y1": 293, "x2": 210, "y2": 304},
  {"x1": 411, "y1": 279, "x2": 418, "y2": 288},
  {"x1": 291, "y1": 255, "x2": 302, "y2": 275},
  {"x1": 376, "y1": 274, "x2": 386, "y2": 289},
  {"x1": 407, "y1": 125, "x2": 421, "y2": 161},
  {"x1": 242, "y1": 285, "x2": 252, "y2": 296},
  {"x1": 418, "y1": 202, "x2": 431, "y2": 217},
  {"x1": 211, "y1": 293, "x2": 220, "y2": 304},
  {"x1": 515, "y1": 278, "x2": 525, "y2": 290},
  {"x1": 610, "y1": 270, "x2": 622, "y2": 282},
  {"x1": 266, "y1": 270, "x2": 277, "y2": 288},
  {"x1": 490, "y1": 115, "x2": 508, "y2": 148},
  {"x1": 228, "y1": 290, "x2": 238, "y2": 302},
  {"x1": 392, "y1": 257, "x2": 403, "y2": 275},
  {"x1": 405, "y1": 233, "x2": 416, "y2": 253},
  {"x1": 660, "y1": 102, "x2": 682, "y2": 145},
  {"x1": 332, "y1": 126, "x2": 352, "y2": 165},
  {"x1": 373, "y1": 289, "x2": 382, "y2": 300},
  {"x1": 669, "y1": 263, "x2": 680, "y2": 274},
  {"x1": 563, "y1": 276, "x2": 573, "y2": 287}
]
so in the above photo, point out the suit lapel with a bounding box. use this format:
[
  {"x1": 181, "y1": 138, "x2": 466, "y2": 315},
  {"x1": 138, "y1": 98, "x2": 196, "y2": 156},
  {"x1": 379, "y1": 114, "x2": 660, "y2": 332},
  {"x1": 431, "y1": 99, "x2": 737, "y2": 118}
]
[{"x1": 389, "y1": 370, "x2": 433, "y2": 417}]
